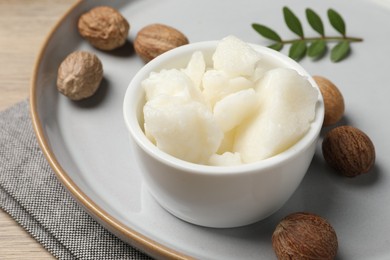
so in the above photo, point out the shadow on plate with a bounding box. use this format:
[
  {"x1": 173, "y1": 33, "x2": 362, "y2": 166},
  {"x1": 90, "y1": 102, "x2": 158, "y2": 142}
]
[
  {"x1": 98, "y1": 39, "x2": 136, "y2": 58},
  {"x1": 72, "y1": 77, "x2": 110, "y2": 108}
]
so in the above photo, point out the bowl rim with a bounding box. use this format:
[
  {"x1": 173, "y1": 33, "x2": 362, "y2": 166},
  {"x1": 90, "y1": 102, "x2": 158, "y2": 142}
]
[{"x1": 123, "y1": 40, "x2": 324, "y2": 175}]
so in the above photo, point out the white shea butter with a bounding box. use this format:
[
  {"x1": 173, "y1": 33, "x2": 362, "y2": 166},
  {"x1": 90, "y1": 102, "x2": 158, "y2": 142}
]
[
  {"x1": 142, "y1": 35, "x2": 318, "y2": 166},
  {"x1": 234, "y1": 68, "x2": 319, "y2": 162}
]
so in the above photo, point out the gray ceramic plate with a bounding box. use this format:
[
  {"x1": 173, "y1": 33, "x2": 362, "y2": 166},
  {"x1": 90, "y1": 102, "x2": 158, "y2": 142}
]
[{"x1": 31, "y1": 0, "x2": 390, "y2": 259}]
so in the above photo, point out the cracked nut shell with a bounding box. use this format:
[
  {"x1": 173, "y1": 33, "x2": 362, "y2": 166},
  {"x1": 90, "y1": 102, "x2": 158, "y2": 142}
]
[
  {"x1": 78, "y1": 6, "x2": 129, "y2": 50},
  {"x1": 272, "y1": 212, "x2": 338, "y2": 260},
  {"x1": 322, "y1": 125, "x2": 375, "y2": 177},
  {"x1": 57, "y1": 51, "x2": 103, "y2": 101}
]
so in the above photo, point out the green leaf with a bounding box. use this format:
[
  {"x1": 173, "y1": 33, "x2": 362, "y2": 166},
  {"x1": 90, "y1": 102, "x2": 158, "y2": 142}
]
[
  {"x1": 252, "y1": 23, "x2": 282, "y2": 42},
  {"x1": 289, "y1": 41, "x2": 307, "y2": 61},
  {"x1": 250, "y1": 6, "x2": 362, "y2": 63},
  {"x1": 268, "y1": 42, "x2": 284, "y2": 51},
  {"x1": 331, "y1": 41, "x2": 350, "y2": 62},
  {"x1": 308, "y1": 40, "x2": 327, "y2": 59},
  {"x1": 306, "y1": 8, "x2": 324, "y2": 36},
  {"x1": 328, "y1": 9, "x2": 346, "y2": 36},
  {"x1": 283, "y1": 7, "x2": 304, "y2": 38}
]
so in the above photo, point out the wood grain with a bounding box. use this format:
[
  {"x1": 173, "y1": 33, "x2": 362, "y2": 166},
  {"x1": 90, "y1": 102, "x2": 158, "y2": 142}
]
[{"x1": 0, "y1": 0, "x2": 77, "y2": 258}]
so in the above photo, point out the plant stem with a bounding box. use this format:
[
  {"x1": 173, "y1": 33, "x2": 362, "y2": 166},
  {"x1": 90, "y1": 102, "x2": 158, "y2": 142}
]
[{"x1": 280, "y1": 36, "x2": 363, "y2": 44}]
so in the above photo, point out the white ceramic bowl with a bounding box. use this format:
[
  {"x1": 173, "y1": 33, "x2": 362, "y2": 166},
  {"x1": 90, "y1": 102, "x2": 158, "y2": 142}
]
[{"x1": 123, "y1": 41, "x2": 324, "y2": 228}]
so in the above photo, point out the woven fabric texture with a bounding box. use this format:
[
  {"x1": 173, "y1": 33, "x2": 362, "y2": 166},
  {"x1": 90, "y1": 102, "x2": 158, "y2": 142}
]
[{"x1": 0, "y1": 100, "x2": 152, "y2": 260}]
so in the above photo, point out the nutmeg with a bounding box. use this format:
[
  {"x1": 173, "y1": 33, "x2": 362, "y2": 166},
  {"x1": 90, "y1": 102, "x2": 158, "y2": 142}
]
[
  {"x1": 272, "y1": 212, "x2": 338, "y2": 260},
  {"x1": 322, "y1": 125, "x2": 375, "y2": 177},
  {"x1": 134, "y1": 23, "x2": 189, "y2": 62},
  {"x1": 313, "y1": 76, "x2": 344, "y2": 126},
  {"x1": 78, "y1": 6, "x2": 130, "y2": 51},
  {"x1": 57, "y1": 51, "x2": 103, "y2": 101}
]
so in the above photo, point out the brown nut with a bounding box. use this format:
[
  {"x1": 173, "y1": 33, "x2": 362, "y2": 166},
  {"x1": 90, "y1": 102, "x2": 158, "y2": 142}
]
[
  {"x1": 57, "y1": 51, "x2": 103, "y2": 101},
  {"x1": 134, "y1": 23, "x2": 189, "y2": 62},
  {"x1": 322, "y1": 125, "x2": 375, "y2": 177},
  {"x1": 272, "y1": 212, "x2": 338, "y2": 260},
  {"x1": 313, "y1": 76, "x2": 345, "y2": 126},
  {"x1": 78, "y1": 6, "x2": 129, "y2": 50}
]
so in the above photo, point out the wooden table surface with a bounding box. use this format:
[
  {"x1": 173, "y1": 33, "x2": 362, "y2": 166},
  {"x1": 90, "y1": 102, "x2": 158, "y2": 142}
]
[{"x1": 0, "y1": 0, "x2": 77, "y2": 258}]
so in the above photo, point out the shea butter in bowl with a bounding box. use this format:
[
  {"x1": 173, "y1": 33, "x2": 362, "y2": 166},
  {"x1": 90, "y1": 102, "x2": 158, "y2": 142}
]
[{"x1": 123, "y1": 36, "x2": 324, "y2": 228}]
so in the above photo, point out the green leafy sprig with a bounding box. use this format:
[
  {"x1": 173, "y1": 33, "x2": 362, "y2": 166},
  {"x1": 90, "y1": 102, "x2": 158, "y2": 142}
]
[{"x1": 252, "y1": 7, "x2": 363, "y2": 62}]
